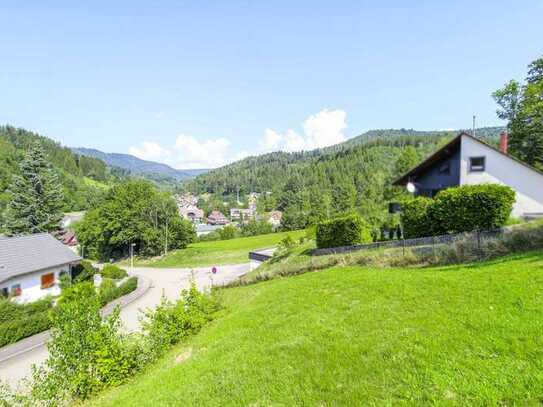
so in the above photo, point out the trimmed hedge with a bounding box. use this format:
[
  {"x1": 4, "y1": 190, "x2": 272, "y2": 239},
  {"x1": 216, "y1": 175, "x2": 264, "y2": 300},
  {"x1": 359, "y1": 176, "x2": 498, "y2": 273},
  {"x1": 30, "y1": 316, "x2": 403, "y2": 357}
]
[
  {"x1": 400, "y1": 184, "x2": 515, "y2": 238},
  {"x1": 400, "y1": 197, "x2": 432, "y2": 239},
  {"x1": 101, "y1": 264, "x2": 128, "y2": 280},
  {"x1": 428, "y1": 184, "x2": 515, "y2": 234},
  {"x1": 316, "y1": 215, "x2": 372, "y2": 249},
  {"x1": 0, "y1": 297, "x2": 54, "y2": 347},
  {"x1": 99, "y1": 276, "x2": 138, "y2": 306}
]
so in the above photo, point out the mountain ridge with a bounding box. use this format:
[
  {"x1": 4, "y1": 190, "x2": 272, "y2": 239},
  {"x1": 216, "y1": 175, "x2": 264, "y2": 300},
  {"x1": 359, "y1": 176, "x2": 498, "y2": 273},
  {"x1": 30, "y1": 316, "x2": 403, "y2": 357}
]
[{"x1": 71, "y1": 147, "x2": 209, "y2": 181}]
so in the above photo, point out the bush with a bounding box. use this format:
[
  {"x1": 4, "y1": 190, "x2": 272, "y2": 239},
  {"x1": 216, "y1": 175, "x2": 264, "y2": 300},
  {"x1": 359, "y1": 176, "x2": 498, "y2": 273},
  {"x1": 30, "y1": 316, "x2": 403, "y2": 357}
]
[
  {"x1": 218, "y1": 225, "x2": 239, "y2": 240},
  {"x1": 72, "y1": 260, "x2": 98, "y2": 283},
  {"x1": 428, "y1": 184, "x2": 515, "y2": 234},
  {"x1": 118, "y1": 276, "x2": 138, "y2": 296},
  {"x1": 98, "y1": 277, "x2": 138, "y2": 306},
  {"x1": 141, "y1": 280, "x2": 220, "y2": 361},
  {"x1": 316, "y1": 214, "x2": 372, "y2": 249},
  {"x1": 23, "y1": 280, "x2": 219, "y2": 404},
  {"x1": 29, "y1": 283, "x2": 141, "y2": 402},
  {"x1": 0, "y1": 297, "x2": 54, "y2": 347},
  {"x1": 240, "y1": 220, "x2": 273, "y2": 237},
  {"x1": 101, "y1": 264, "x2": 128, "y2": 280},
  {"x1": 400, "y1": 197, "x2": 432, "y2": 239}
]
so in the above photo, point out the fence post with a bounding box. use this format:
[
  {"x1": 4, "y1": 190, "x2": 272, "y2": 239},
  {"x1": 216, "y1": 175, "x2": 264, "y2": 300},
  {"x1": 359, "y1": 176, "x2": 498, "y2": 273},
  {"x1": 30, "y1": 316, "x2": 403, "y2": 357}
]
[
  {"x1": 402, "y1": 238, "x2": 405, "y2": 256},
  {"x1": 477, "y1": 230, "x2": 482, "y2": 259}
]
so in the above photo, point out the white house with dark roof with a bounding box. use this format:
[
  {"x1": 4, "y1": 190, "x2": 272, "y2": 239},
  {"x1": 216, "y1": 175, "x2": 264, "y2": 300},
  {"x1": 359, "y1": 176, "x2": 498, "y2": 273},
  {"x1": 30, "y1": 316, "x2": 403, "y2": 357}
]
[
  {"x1": 394, "y1": 132, "x2": 543, "y2": 218},
  {"x1": 0, "y1": 233, "x2": 81, "y2": 303}
]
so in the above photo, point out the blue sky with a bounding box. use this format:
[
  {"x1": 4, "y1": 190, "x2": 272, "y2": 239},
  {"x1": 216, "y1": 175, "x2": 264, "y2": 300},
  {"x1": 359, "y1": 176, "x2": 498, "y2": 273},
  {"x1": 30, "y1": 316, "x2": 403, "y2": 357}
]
[{"x1": 1, "y1": 1, "x2": 542, "y2": 168}]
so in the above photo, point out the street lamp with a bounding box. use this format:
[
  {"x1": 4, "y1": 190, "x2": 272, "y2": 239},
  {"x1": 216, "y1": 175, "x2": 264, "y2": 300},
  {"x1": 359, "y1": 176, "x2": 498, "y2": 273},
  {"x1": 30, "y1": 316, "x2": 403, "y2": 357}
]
[
  {"x1": 130, "y1": 243, "x2": 136, "y2": 274},
  {"x1": 406, "y1": 182, "x2": 416, "y2": 194}
]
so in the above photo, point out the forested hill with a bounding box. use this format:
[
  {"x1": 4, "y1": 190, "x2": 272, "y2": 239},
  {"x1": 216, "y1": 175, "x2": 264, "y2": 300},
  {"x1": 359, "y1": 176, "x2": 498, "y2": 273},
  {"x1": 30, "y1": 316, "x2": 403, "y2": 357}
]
[
  {"x1": 185, "y1": 127, "x2": 503, "y2": 229},
  {"x1": 72, "y1": 147, "x2": 209, "y2": 181},
  {"x1": 0, "y1": 125, "x2": 125, "y2": 217},
  {"x1": 333, "y1": 126, "x2": 504, "y2": 151}
]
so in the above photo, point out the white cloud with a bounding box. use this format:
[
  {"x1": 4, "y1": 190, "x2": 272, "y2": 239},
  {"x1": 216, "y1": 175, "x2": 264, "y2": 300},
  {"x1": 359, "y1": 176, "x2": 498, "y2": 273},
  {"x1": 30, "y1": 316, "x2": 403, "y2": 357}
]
[
  {"x1": 260, "y1": 109, "x2": 347, "y2": 152},
  {"x1": 129, "y1": 134, "x2": 232, "y2": 169},
  {"x1": 129, "y1": 142, "x2": 170, "y2": 161},
  {"x1": 129, "y1": 108, "x2": 349, "y2": 169}
]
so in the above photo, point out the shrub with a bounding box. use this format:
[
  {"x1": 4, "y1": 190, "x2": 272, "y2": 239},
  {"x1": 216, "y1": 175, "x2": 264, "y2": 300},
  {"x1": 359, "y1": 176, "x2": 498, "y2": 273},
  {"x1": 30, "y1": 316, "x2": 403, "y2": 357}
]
[
  {"x1": 240, "y1": 220, "x2": 273, "y2": 237},
  {"x1": 98, "y1": 277, "x2": 138, "y2": 306},
  {"x1": 316, "y1": 214, "x2": 372, "y2": 249},
  {"x1": 218, "y1": 225, "x2": 238, "y2": 240},
  {"x1": 275, "y1": 234, "x2": 297, "y2": 256},
  {"x1": 0, "y1": 297, "x2": 54, "y2": 347},
  {"x1": 118, "y1": 276, "x2": 138, "y2": 296},
  {"x1": 400, "y1": 197, "x2": 432, "y2": 239},
  {"x1": 101, "y1": 264, "x2": 128, "y2": 280},
  {"x1": 72, "y1": 260, "x2": 98, "y2": 283},
  {"x1": 428, "y1": 184, "x2": 515, "y2": 234},
  {"x1": 29, "y1": 283, "x2": 140, "y2": 403},
  {"x1": 141, "y1": 280, "x2": 221, "y2": 361}
]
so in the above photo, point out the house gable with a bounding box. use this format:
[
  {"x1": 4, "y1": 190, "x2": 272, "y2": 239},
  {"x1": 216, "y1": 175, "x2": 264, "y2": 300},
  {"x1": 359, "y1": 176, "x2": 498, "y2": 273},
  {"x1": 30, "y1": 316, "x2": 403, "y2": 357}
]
[{"x1": 459, "y1": 135, "x2": 543, "y2": 218}]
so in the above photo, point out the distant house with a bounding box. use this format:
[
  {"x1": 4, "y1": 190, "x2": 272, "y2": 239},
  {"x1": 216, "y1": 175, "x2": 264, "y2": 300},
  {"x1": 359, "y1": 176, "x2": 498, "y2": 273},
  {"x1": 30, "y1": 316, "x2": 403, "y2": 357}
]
[
  {"x1": 179, "y1": 206, "x2": 204, "y2": 223},
  {"x1": 0, "y1": 233, "x2": 82, "y2": 303},
  {"x1": 207, "y1": 210, "x2": 229, "y2": 225},
  {"x1": 265, "y1": 210, "x2": 283, "y2": 228},
  {"x1": 175, "y1": 193, "x2": 204, "y2": 223},
  {"x1": 230, "y1": 208, "x2": 255, "y2": 222},
  {"x1": 394, "y1": 132, "x2": 543, "y2": 218}
]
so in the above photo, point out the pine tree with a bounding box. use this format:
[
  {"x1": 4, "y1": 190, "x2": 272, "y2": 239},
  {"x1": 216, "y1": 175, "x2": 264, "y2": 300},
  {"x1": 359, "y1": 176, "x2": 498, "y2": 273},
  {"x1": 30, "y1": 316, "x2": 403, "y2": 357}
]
[{"x1": 4, "y1": 142, "x2": 64, "y2": 235}]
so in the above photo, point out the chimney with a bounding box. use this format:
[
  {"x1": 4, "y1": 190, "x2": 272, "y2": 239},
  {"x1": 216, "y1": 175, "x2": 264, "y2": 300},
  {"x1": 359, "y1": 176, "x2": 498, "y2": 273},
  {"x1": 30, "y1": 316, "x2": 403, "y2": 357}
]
[{"x1": 499, "y1": 131, "x2": 508, "y2": 154}]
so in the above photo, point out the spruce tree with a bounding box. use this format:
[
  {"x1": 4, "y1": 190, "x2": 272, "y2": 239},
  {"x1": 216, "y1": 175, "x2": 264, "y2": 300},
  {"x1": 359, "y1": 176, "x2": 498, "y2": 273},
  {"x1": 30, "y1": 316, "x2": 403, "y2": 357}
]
[{"x1": 4, "y1": 142, "x2": 64, "y2": 235}]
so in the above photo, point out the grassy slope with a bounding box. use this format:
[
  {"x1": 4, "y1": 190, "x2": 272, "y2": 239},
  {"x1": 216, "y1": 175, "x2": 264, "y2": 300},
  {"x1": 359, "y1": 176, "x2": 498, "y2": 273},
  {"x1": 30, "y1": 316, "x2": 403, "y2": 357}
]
[
  {"x1": 92, "y1": 251, "x2": 543, "y2": 406},
  {"x1": 134, "y1": 230, "x2": 305, "y2": 268}
]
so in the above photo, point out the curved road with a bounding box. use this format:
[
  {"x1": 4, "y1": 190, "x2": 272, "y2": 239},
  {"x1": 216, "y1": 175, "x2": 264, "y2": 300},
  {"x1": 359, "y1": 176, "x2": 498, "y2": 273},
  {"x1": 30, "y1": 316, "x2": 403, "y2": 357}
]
[{"x1": 0, "y1": 263, "x2": 249, "y2": 389}]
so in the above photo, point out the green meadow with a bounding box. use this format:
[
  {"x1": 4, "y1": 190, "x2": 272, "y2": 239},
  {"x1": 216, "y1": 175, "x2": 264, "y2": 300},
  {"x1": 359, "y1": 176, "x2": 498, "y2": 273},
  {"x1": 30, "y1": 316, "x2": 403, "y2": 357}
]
[
  {"x1": 133, "y1": 230, "x2": 305, "y2": 268},
  {"x1": 92, "y1": 251, "x2": 543, "y2": 406}
]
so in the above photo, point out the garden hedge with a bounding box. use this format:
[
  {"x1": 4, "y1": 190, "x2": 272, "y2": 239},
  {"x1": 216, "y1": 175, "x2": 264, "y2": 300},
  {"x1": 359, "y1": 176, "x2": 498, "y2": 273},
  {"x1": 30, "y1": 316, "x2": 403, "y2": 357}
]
[
  {"x1": 400, "y1": 184, "x2": 515, "y2": 238},
  {"x1": 428, "y1": 184, "x2": 515, "y2": 234},
  {"x1": 101, "y1": 264, "x2": 128, "y2": 280},
  {"x1": 316, "y1": 214, "x2": 372, "y2": 249},
  {"x1": 400, "y1": 196, "x2": 432, "y2": 239}
]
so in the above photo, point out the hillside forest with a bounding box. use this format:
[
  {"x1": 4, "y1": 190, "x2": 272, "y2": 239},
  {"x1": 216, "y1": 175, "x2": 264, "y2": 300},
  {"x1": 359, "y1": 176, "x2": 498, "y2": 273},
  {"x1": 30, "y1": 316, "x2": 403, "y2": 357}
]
[{"x1": 0, "y1": 126, "x2": 128, "y2": 233}]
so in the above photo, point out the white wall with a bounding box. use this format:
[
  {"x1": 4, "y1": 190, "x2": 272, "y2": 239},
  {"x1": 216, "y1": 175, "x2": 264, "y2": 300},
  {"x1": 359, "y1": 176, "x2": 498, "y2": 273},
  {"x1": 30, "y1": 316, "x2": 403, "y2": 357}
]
[
  {"x1": 0, "y1": 264, "x2": 69, "y2": 303},
  {"x1": 460, "y1": 136, "x2": 543, "y2": 218}
]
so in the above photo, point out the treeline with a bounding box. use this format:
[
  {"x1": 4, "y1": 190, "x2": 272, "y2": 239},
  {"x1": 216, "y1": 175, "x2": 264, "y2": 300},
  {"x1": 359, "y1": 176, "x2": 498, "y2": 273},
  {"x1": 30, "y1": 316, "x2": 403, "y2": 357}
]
[
  {"x1": 185, "y1": 128, "x2": 503, "y2": 230},
  {"x1": 0, "y1": 125, "x2": 127, "y2": 230}
]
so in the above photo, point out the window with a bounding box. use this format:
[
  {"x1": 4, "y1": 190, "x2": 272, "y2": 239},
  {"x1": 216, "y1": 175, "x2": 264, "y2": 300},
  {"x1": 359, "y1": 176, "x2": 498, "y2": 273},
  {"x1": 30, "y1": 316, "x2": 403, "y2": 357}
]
[
  {"x1": 439, "y1": 161, "x2": 450, "y2": 174},
  {"x1": 41, "y1": 273, "x2": 55, "y2": 289},
  {"x1": 0, "y1": 287, "x2": 8, "y2": 297},
  {"x1": 10, "y1": 284, "x2": 21, "y2": 297},
  {"x1": 469, "y1": 156, "x2": 485, "y2": 172}
]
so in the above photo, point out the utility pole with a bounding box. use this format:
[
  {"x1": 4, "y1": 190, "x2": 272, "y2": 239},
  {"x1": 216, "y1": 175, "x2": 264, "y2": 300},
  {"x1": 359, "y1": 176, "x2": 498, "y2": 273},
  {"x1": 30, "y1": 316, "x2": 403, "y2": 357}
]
[{"x1": 472, "y1": 115, "x2": 476, "y2": 137}]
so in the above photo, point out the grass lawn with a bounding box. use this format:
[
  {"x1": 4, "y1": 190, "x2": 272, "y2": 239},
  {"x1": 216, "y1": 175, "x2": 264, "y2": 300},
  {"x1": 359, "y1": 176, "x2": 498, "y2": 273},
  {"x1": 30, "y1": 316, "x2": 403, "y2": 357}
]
[
  {"x1": 133, "y1": 230, "x2": 305, "y2": 268},
  {"x1": 91, "y1": 251, "x2": 543, "y2": 405}
]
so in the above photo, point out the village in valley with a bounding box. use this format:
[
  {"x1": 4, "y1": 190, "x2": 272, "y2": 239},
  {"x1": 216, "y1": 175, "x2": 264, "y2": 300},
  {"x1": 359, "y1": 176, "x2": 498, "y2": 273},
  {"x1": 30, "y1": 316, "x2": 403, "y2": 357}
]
[
  {"x1": 1, "y1": 2, "x2": 542, "y2": 406},
  {"x1": 176, "y1": 192, "x2": 282, "y2": 232}
]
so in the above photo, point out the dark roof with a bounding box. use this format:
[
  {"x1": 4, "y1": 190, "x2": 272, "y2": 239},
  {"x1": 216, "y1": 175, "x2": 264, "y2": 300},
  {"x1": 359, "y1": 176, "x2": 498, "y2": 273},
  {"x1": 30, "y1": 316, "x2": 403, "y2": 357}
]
[
  {"x1": 0, "y1": 233, "x2": 81, "y2": 284},
  {"x1": 393, "y1": 132, "x2": 543, "y2": 185}
]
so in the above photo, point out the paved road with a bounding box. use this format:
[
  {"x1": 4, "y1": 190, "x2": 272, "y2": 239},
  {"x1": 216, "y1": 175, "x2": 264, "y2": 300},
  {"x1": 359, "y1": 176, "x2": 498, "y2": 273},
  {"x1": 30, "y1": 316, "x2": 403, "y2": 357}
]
[{"x1": 0, "y1": 263, "x2": 249, "y2": 389}]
